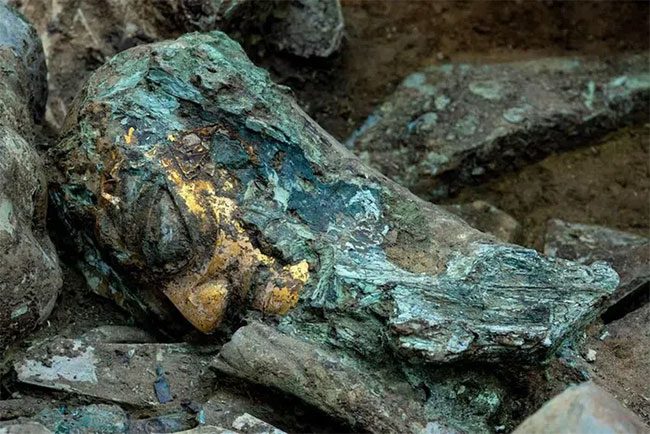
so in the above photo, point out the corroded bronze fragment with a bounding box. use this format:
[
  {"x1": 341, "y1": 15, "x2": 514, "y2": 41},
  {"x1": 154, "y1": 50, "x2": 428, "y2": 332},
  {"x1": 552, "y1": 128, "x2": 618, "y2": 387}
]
[
  {"x1": 52, "y1": 32, "x2": 618, "y2": 364},
  {"x1": 347, "y1": 56, "x2": 650, "y2": 200}
]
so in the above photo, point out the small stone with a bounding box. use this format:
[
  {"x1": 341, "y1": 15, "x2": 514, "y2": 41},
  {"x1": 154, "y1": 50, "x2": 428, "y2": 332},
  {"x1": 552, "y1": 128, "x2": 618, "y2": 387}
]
[
  {"x1": 266, "y1": 0, "x2": 344, "y2": 58},
  {"x1": 503, "y1": 107, "x2": 527, "y2": 124},
  {"x1": 512, "y1": 382, "x2": 647, "y2": 434},
  {"x1": 585, "y1": 349, "x2": 597, "y2": 363}
]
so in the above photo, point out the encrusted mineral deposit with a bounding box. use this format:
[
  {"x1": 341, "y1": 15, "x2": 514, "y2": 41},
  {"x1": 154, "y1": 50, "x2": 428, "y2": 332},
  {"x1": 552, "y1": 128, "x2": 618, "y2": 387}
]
[
  {"x1": 52, "y1": 31, "x2": 617, "y2": 362},
  {"x1": 347, "y1": 56, "x2": 650, "y2": 200}
]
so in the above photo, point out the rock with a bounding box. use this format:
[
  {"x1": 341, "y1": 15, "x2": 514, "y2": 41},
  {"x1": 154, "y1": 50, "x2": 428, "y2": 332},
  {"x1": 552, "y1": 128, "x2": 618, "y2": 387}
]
[
  {"x1": 0, "y1": 127, "x2": 62, "y2": 350},
  {"x1": 213, "y1": 322, "x2": 506, "y2": 433},
  {"x1": 229, "y1": 413, "x2": 285, "y2": 434},
  {"x1": 212, "y1": 322, "x2": 435, "y2": 434},
  {"x1": 2, "y1": 403, "x2": 199, "y2": 433},
  {"x1": 0, "y1": 398, "x2": 50, "y2": 421},
  {"x1": 544, "y1": 219, "x2": 649, "y2": 310},
  {"x1": 512, "y1": 382, "x2": 648, "y2": 434},
  {"x1": 346, "y1": 56, "x2": 650, "y2": 200},
  {"x1": 12, "y1": 0, "x2": 343, "y2": 127},
  {"x1": 0, "y1": 421, "x2": 52, "y2": 434},
  {"x1": 585, "y1": 348, "x2": 597, "y2": 363},
  {"x1": 50, "y1": 31, "x2": 618, "y2": 365},
  {"x1": 33, "y1": 404, "x2": 128, "y2": 434},
  {"x1": 174, "y1": 427, "x2": 235, "y2": 434},
  {"x1": 267, "y1": 0, "x2": 344, "y2": 57},
  {"x1": 13, "y1": 327, "x2": 218, "y2": 407},
  {"x1": 128, "y1": 412, "x2": 197, "y2": 433},
  {"x1": 0, "y1": 3, "x2": 47, "y2": 128},
  {"x1": 0, "y1": 4, "x2": 62, "y2": 351},
  {"x1": 441, "y1": 200, "x2": 521, "y2": 243},
  {"x1": 201, "y1": 393, "x2": 286, "y2": 434}
]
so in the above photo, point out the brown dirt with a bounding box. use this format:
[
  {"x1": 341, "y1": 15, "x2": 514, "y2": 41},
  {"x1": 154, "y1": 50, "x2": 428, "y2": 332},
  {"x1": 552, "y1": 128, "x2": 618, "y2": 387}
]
[
  {"x1": 586, "y1": 303, "x2": 650, "y2": 424},
  {"x1": 450, "y1": 125, "x2": 650, "y2": 248}
]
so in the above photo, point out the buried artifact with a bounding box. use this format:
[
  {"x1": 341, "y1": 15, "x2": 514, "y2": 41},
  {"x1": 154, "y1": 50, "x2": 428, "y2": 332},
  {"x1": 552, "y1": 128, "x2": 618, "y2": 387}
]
[
  {"x1": 347, "y1": 55, "x2": 650, "y2": 200},
  {"x1": 50, "y1": 31, "x2": 619, "y2": 364},
  {"x1": 47, "y1": 30, "x2": 625, "y2": 433}
]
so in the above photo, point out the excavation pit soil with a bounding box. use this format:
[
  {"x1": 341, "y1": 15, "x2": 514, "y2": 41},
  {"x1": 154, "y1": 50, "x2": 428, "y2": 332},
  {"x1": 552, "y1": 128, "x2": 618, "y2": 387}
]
[{"x1": 2, "y1": 0, "x2": 649, "y2": 430}]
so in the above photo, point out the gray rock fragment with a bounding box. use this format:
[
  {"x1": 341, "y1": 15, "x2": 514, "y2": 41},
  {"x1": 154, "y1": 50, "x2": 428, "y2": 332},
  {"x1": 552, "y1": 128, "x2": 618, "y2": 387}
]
[
  {"x1": 0, "y1": 4, "x2": 62, "y2": 351},
  {"x1": 212, "y1": 322, "x2": 432, "y2": 434},
  {"x1": 201, "y1": 393, "x2": 286, "y2": 434},
  {"x1": 441, "y1": 200, "x2": 521, "y2": 243},
  {"x1": 231, "y1": 413, "x2": 285, "y2": 434},
  {"x1": 512, "y1": 382, "x2": 648, "y2": 434},
  {"x1": 347, "y1": 56, "x2": 650, "y2": 200},
  {"x1": 0, "y1": 3, "x2": 47, "y2": 126},
  {"x1": 13, "y1": 328, "x2": 218, "y2": 407},
  {"x1": 0, "y1": 422, "x2": 52, "y2": 434},
  {"x1": 267, "y1": 0, "x2": 344, "y2": 57},
  {"x1": 544, "y1": 219, "x2": 649, "y2": 308},
  {"x1": 174, "y1": 427, "x2": 237, "y2": 434}
]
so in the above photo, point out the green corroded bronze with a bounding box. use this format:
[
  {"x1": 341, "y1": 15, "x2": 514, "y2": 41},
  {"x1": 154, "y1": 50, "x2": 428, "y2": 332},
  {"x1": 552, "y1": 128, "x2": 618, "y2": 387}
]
[
  {"x1": 52, "y1": 31, "x2": 618, "y2": 367},
  {"x1": 347, "y1": 56, "x2": 650, "y2": 200}
]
